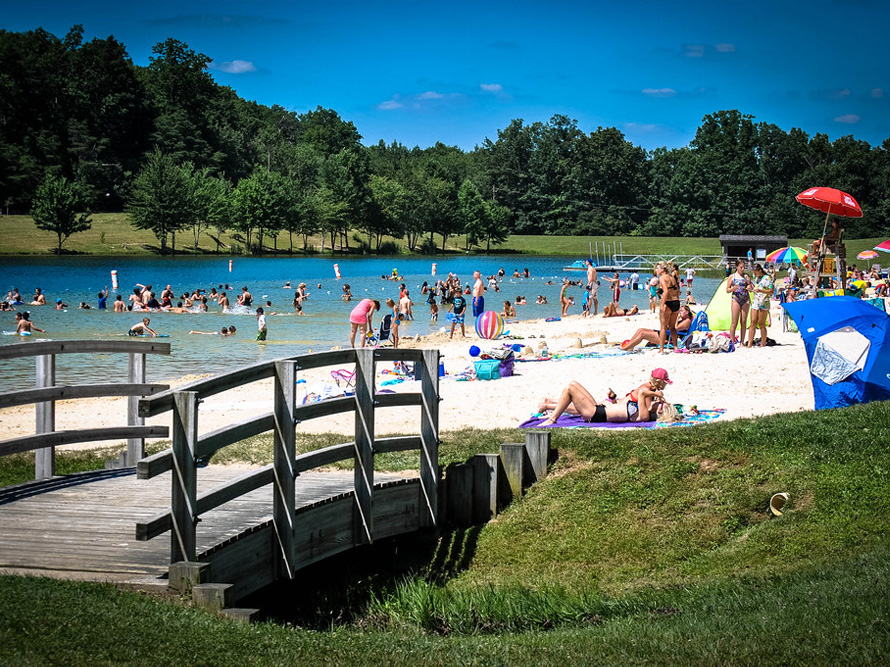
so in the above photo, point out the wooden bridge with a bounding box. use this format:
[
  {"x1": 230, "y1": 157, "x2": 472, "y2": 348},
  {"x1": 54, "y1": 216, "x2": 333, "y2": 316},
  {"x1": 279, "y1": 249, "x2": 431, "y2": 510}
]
[{"x1": 0, "y1": 341, "x2": 551, "y2": 614}]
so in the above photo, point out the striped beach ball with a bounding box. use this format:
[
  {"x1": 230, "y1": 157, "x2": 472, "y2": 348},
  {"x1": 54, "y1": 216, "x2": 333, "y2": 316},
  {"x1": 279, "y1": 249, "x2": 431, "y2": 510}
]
[{"x1": 475, "y1": 310, "x2": 504, "y2": 339}]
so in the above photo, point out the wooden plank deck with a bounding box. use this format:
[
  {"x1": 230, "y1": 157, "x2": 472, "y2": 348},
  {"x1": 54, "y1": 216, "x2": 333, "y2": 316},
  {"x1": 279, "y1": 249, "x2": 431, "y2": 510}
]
[{"x1": 0, "y1": 466, "x2": 406, "y2": 584}]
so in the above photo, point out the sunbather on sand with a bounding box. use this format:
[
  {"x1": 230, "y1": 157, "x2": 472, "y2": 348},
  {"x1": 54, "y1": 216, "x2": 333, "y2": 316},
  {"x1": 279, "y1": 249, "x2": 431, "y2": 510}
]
[
  {"x1": 620, "y1": 305, "x2": 693, "y2": 351},
  {"x1": 538, "y1": 368, "x2": 671, "y2": 425},
  {"x1": 602, "y1": 302, "x2": 639, "y2": 318}
]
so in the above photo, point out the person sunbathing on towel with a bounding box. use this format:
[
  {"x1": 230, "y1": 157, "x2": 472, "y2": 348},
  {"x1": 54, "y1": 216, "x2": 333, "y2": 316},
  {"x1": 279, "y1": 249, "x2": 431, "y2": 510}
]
[
  {"x1": 538, "y1": 368, "x2": 671, "y2": 425},
  {"x1": 602, "y1": 302, "x2": 639, "y2": 318},
  {"x1": 620, "y1": 306, "x2": 693, "y2": 351}
]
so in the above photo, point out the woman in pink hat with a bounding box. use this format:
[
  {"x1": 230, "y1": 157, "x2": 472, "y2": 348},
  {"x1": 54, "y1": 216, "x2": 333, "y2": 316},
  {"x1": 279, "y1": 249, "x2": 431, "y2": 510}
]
[{"x1": 538, "y1": 368, "x2": 670, "y2": 425}]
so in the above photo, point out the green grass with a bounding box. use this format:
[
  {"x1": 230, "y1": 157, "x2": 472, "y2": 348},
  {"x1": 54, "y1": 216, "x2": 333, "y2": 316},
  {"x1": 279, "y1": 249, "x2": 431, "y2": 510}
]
[
  {"x1": 4, "y1": 212, "x2": 885, "y2": 260},
  {"x1": 2, "y1": 403, "x2": 889, "y2": 663}
]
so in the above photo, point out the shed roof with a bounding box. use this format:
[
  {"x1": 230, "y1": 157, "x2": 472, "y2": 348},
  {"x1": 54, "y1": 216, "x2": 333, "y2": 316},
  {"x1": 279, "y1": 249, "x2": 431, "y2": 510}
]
[{"x1": 718, "y1": 235, "x2": 788, "y2": 243}]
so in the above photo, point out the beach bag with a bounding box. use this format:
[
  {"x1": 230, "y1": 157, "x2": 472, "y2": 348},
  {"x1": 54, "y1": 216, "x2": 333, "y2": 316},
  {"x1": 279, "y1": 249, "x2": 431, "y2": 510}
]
[
  {"x1": 708, "y1": 334, "x2": 733, "y2": 353},
  {"x1": 499, "y1": 353, "x2": 514, "y2": 378},
  {"x1": 474, "y1": 359, "x2": 501, "y2": 380}
]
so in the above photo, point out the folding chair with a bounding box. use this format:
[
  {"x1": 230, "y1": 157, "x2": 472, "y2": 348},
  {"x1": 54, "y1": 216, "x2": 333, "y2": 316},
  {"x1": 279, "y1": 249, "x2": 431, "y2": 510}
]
[
  {"x1": 330, "y1": 368, "x2": 356, "y2": 392},
  {"x1": 366, "y1": 313, "x2": 393, "y2": 348}
]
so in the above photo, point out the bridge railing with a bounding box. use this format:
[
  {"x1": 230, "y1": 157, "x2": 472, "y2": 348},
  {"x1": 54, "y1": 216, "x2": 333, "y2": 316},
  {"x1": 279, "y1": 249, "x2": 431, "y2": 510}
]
[
  {"x1": 0, "y1": 340, "x2": 171, "y2": 480},
  {"x1": 135, "y1": 347, "x2": 440, "y2": 575}
]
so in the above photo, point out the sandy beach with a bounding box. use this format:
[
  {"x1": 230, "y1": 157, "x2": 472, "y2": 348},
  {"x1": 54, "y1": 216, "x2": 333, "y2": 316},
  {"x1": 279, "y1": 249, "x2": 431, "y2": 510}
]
[{"x1": 0, "y1": 298, "x2": 815, "y2": 452}]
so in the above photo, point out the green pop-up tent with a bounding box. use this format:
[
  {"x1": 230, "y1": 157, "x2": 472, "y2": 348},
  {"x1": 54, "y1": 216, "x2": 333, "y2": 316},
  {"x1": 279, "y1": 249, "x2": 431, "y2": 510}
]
[{"x1": 704, "y1": 278, "x2": 732, "y2": 330}]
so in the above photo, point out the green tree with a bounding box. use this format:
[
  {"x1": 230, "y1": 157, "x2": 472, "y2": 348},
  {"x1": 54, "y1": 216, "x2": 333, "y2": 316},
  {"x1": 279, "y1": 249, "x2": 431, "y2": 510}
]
[
  {"x1": 126, "y1": 149, "x2": 190, "y2": 253},
  {"x1": 369, "y1": 175, "x2": 410, "y2": 249},
  {"x1": 232, "y1": 168, "x2": 287, "y2": 252},
  {"x1": 185, "y1": 166, "x2": 230, "y2": 251},
  {"x1": 458, "y1": 179, "x2": 488, "y2": 249},
  {"x1": 30, "y1": 173, "x2": 92, "y2": 252},
  {"x1": 482, "y1": 200, "x2": 512, "y2": 251}
]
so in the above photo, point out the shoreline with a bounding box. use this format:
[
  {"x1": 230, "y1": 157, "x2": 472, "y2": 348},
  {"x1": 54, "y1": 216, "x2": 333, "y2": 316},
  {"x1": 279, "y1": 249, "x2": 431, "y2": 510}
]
[{"x1": 0, "y1": 301, "x2": 815, "y2": 451}]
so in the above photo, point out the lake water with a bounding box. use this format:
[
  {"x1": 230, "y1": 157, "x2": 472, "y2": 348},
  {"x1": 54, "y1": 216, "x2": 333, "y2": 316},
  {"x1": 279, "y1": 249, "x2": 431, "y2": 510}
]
[{"x1": 0, "y1": 255, "x2": 719, "y2": 388}]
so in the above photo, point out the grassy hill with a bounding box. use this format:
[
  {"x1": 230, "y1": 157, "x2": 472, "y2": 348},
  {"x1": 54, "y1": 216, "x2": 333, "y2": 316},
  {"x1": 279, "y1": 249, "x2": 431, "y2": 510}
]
[
  {"x1": 1, "y1": 402, "x2": 889, "y2": 663},
  {"x1": 2, "y1": 212, "x2": 887, "y2": 260}
]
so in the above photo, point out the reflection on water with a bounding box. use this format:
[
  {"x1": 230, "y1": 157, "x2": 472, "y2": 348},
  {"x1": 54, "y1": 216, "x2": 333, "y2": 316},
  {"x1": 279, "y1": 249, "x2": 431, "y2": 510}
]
[{"x1": 0, "y1": 255, "x2": 719, "y2": 388}]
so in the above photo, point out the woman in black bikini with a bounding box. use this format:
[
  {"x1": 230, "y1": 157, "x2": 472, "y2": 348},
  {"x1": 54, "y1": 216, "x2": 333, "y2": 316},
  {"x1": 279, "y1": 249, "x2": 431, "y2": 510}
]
[
  {"x1": 657, "y1": 262, "x2": 681, "y2": 353},
  {"x1": 539, "y1": 370, "x2": 669, "y2": 425}
]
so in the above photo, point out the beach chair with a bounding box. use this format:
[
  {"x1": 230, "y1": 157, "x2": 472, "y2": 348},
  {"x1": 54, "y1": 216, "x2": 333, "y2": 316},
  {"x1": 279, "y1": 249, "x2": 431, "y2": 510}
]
[
  {"x1": 331, "y1": 368, "x2": 356, "y2": 392},
  {"x1": 679, "y1": 309, "x2": 709, "y2": 347},
  {"x1": 366, "y1": 313, "x2": 393, "y2": 348}
]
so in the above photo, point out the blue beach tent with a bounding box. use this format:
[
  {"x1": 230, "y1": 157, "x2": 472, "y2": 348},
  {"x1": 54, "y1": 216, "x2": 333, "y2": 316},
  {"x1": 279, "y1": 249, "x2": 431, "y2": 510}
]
[{"x1": 783, "y1": 296, "x2": 890, "y2": 409}]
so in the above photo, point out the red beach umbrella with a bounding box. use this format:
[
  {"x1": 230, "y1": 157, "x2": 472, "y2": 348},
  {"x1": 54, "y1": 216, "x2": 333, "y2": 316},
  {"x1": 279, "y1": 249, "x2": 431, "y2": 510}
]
[
  {"x1": 875, "y1": 240, "x2": 890, "y2": 254},
  {"x1": 796, "y1": 187, "x2": 863, "y2": 252},
  {"x1": 795, "y1": 187, "x2": 863, "y2": 218}
]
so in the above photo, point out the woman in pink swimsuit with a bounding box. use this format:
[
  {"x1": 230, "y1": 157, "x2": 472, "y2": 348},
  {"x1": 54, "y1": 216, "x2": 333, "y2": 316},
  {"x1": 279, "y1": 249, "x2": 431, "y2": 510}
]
[{"x1": 349, "y1": 299, "x2": 380, "y2": 348}]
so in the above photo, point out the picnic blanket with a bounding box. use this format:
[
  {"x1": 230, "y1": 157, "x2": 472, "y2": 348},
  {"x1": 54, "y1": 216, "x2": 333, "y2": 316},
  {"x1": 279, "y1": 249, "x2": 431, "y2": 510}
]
[{"x1": 519, "y1": 409, "x2": 725, "y2": 430}]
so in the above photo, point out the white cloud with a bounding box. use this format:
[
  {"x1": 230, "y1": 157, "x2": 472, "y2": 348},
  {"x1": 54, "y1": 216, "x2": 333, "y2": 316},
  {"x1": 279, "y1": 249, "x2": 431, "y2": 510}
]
[
  {"x1": 715, "y1": 43, "x2": 737, "y2": 52},
  {"x1": 683, "y1": 44, "x2": 705, "y2": 58},
  {"x1": 418, "y1": 91, "x2": 444, "y2": 100},
  {"x1": 872, "y1": 88, "x2": 884, "y2": 98},
  {"x1": 623, "y1": 122, "x2": 658, "y2": 133},
  {"x1": 211, "y1": 59, "x2": 256, "y2": 74},
  {"x1": 378, "y1": 99, "x2": 403, "y2": 110},
  {"x1": 834, "y1": 114, "x2": 860, "y2": 124},
  {"x1": 642, "y1": 88, "x2": 677, "y2": 98},
  {"x1": 480, "y1": 83, "x2": 503, "y2": 93}
]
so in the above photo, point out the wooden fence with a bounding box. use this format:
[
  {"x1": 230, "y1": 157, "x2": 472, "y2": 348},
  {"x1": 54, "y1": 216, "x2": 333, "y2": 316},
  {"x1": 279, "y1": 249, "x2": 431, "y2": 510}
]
[
  {"x1": 135, "y1": 347, "x2": 440, "y2": 601},
  {"x1": 0, "y1": 340, "x2": 171, "y2": 479}
]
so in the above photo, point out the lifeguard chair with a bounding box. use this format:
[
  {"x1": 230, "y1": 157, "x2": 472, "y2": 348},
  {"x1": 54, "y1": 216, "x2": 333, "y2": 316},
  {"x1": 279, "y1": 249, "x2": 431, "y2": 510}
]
[{"x1": 809, "y1": 227, "x2": 847, "y2": 294}]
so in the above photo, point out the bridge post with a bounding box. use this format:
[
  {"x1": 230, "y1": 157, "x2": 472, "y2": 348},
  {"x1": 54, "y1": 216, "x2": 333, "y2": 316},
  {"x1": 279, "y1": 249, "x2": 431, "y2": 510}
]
[
  {"x1": 272, "y1": 360, "x2": 297, "y2": 578},
  {"x1": 34, "y1": 353, "x2": 56, "y2": 479},
  {"x1": 419, "y1": 349, "x2": 440, "y2": 528},
  {"x1": 171, "y1": 391, "x2": 199, "y2": 563},
  {"x1": 126, "y1": 351, "x2": 147, "y2": 465},
  {"x1": 353, "y1": 348, "x2": 375, "y2": 544}
]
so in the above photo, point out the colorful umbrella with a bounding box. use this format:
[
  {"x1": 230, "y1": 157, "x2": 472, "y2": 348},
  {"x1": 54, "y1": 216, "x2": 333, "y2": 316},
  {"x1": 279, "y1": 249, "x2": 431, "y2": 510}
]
[
  {"x1": 796, "y1": 187, "x2": 863, "y2": 218},
  {"x1": 765, "y1": 246, "x2": 808, "y2": 264},
  {"x1": 875, "y1": 240, "x2": 890, "y2": 254},
  {"x1": 858, "y1": 250, "x2": 879, "y2": 260}
]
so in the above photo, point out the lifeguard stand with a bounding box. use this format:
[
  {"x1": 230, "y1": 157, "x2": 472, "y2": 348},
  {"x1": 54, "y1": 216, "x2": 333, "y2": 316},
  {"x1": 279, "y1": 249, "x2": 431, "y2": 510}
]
[{"x1": 808, "y1": 229, "x2": 847, "y2": 293}]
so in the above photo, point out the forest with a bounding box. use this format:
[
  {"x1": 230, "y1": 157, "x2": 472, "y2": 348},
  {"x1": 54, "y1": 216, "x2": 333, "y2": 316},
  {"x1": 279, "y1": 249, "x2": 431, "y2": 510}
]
[{"x1": 2, "y1": 25, "x2": 890, "y2": 253}]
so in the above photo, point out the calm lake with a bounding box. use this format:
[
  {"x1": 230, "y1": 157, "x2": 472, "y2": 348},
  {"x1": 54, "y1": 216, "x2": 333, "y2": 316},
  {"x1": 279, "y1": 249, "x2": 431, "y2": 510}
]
[{"x1": 0, "y1": 255, "x2": 720, "y2": 388}]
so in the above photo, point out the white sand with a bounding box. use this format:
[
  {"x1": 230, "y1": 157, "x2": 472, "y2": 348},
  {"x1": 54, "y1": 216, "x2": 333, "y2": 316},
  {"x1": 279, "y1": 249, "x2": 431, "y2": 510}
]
[{"x1": 0, "y1": 301, "x2": 814, "y2": 450}]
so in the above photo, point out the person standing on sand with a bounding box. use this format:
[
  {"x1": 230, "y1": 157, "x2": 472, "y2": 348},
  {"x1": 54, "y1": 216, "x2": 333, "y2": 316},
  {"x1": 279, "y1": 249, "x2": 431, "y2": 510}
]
[
  {"x1": 472, "y1": 270, "x2": 485, "y2": 318},
  {"x1": 657, "y1": 262, "x2": 681, "y2": 353},
  {"x1": 585, "y1": 260, "x2": 598, "y2": 316},
  {"x1": 349, "y1": 298, "x2": 379, "y2": 348},
  {"x1": 256, "y1": 307, "x2": 267, "y2": 341},
  {"x1": 449, "y1": 289, "x2": 467, "y2": 339},
  {"x1": 560, "y1": 278, "x2": 571, "y2": 317}
]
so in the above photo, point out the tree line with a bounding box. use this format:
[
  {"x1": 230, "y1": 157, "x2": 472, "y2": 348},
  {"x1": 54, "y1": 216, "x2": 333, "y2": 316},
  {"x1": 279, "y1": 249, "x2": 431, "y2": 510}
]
[{"x1": 3, "y1": 26, "x2": 889, "y2": 253}]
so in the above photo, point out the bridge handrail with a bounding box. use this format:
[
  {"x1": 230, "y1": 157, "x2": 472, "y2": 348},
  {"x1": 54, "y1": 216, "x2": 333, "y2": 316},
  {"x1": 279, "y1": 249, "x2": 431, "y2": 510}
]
[
  {"x1": 135, "y1": 347, "x2": 441, "y2": 571},
  {"x1": 0, "y1": 340, "x2": 171, "y2": 479}
]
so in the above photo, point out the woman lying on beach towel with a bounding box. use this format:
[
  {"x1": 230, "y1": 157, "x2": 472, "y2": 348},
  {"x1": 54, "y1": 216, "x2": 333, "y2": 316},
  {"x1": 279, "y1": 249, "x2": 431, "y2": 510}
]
[
  {"x1": 620, "y1": 305, "x2": 693, "y2": 351},
  {"x1": 537, "y1": 368, "x2": 672, "y2": 425}
]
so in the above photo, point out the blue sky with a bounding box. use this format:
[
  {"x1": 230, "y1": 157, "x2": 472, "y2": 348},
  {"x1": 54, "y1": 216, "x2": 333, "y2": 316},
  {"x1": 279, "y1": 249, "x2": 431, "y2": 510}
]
[{"x1": 4, "y1": 0, "x2": 888, "y2": 151}]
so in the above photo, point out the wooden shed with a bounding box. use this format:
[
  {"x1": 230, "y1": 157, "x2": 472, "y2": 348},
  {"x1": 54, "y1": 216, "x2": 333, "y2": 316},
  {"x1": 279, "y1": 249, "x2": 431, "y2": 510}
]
[{"x1": 719, "y1": 235, "x2": 788, "y2": 263}]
